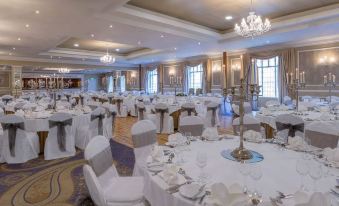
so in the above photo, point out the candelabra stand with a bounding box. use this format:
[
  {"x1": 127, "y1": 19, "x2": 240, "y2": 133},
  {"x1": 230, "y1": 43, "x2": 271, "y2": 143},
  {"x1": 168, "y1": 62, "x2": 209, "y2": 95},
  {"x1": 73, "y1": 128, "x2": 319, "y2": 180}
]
[
  {"x1": 249, "y1": 84, "x2": 261, "y2": 111},
  {"x1": 170, "y1": 79, "x2": 182, "y2": 103},
  {"x1": 288, "y1": 79, "x2": 306, "y2": 111},
  {"x1": 324, "y1": 81, "x2": 336, "y2": 103},
  {"x1": 230, "y1": 79, "x2": 254, "y2": 160}
]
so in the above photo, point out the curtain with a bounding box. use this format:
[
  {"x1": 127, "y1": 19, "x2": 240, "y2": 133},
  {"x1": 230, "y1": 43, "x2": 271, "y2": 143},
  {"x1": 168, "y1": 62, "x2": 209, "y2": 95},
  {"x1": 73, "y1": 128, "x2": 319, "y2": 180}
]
[
  {"x1": 206, "y1": 59, "x2": 212, "y2": 93},
  {"x1": 157, "y1": 65, "x2": 163, "y2": 94},
  {"x1": 280, "y1": 48, "x2": 296, "y2": 100},
  {"x1": 144, "y1": 66, "x2": 157, "y2": 94}
]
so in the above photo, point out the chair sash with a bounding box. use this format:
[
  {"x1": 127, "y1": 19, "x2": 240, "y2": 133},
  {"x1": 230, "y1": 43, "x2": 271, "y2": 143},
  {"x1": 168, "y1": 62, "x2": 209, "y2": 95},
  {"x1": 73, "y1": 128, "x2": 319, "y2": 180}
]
[
  {"x1": 108, "y1": 96, "x2": 113, "y2": 104},
  {"x1": 2, "y1": 98, "x2": 12, "y2": 105},
  {"x1": 305, "y1": 130, "x2": 339, "y2": 149},
  {"x1": 91, "y1": 112, "x2": 105, "y2": 136},
  {"x1": 88, "y1": 146, "x2": 113, "y2": 176},
  {"x1": 181, "y1": 107, "x2": 197, "y2": 116},
  {"x1": 57, "y1": 94, "x2": 62, "y2": 101},
  {"x1": 138, "y1": 106, "x2": 146, "y2": 120},
  {"x1": 65, "y1": 94, "x2": 71, "y2": 102},
  {"x1": 116, "y1": 99, "x2": 123, "y2": 115},
  {"x1": 150, "y1": 97, "x2": 154, "y2": 103},
  {"x1": 49, "y1": 118, "x2": 73, "y2": 151},
  {"x1": 1, "y1": 122, "x2": 25, "y2": 156},
  {"x1": 276, "y1": 122, "x2": 304, "y2": 137},
  {"x1": 207, "y1": 106, "x2": 218, "y2": 127},
  {"x1": 179, "y1": 124, "x2": 203, "y2": 136},
  {"x1": 155, "y1": 108, "x2": 168, "y2": 133},
  {"x1": 80, "y1": 95, "x2": 84, "y2": 106},
  {"x1": 107, "y1": 111, "x2": 117, "y2": 132},
  {"x1": 14, "y1": 102, "x2": 25, "y2": 111},
  {"x1": 132, "y1": 129, "x2": 157, "y2": 148}
]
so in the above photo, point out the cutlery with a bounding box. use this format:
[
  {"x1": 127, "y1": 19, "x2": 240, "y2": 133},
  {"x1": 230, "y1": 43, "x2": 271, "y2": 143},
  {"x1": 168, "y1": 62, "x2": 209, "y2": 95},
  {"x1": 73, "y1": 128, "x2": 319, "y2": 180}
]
[
  {"x1": 277, "y1": 191, "x2": 293, "y2": 199},
  {"x1": 330, "y1": 189, "x2": 339, "y2": 198},
  {"x1": 166, "y1": 181, "x2": 192, "y2": 193},
  {"x1": 178, "y1": 168, "x2": 193, "y2": 181},
  {"x1": 199, "y1": 191, "x2": 211, "y2": 204},
  {"x1": 151, "y1": 170, "x2": 162, "y2": 176},
  {"x1": 191, "y1": 184, "x2": 205, "y2": 199}
]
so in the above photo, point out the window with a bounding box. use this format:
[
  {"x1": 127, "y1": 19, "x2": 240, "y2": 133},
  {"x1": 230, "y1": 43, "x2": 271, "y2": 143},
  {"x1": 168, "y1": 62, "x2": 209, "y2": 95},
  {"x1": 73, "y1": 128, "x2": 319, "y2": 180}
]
[
  {"x1": 256, "y1": 56, "x2": 279, "y2": 98},
  {"x1": 187, "y1": 64, "x2": 203, "y2": 91},
  {"x1": 147, "y1": 69, "x2": 157, "y2": 94},
  {"x1": 120, "y1": 76, "x2": 126, "y2": 92},
  {"x1": 108, "y1": 76, "x2": 113, "y2": 93}
]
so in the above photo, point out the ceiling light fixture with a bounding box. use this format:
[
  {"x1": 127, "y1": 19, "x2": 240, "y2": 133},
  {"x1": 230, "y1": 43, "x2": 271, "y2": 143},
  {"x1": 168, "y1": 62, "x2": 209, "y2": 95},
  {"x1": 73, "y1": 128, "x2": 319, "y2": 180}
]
[
  {"x1": 109, "y1": 25, "x2": 113, "y2": 28},
  {"x1": 234, "y1": 0, "x2": 271, "y2": 38},
  {"x1": 198, "y1": 42, "x2": 201, "y2": 45},
  {"x1": 12, "y1": 47, "x2": 15, "y2": 50},
  {"x1": 25, "y1": 24, "x2": 30, "y2": 28},
  {"x1": 17, "y1": 37, "x2": 21, "y2": 41},
  {"x1": 160, "y1": 34, "x2": 164, "y2": 38},
  {"x1": 100, "y1": 49, "x2": 115, "y2": 64},
  {"x1": 115, "y1": 48, "x2": 120, "y2": 52},
  {"x1": 58, "y1": 68, "x2": 70, "y2": 74},
  {"x1": 90, "y1": 34, "x2": 95, "y2": 38},
  {"x1": 35, "y1": 10, "x2": 40, "y2": 14},
  {"x1": 174, "y1": 47, "x2": 177, "y2": 50},
  {"x1": 137, "y1": 41, "x2": 141, "y2": 45},
  {"x1": 73, "y1": 43, "x2": 79, "y2": 47},
  {"x1": 225, "y1": 16, "x2": 233, "y2": 20}
]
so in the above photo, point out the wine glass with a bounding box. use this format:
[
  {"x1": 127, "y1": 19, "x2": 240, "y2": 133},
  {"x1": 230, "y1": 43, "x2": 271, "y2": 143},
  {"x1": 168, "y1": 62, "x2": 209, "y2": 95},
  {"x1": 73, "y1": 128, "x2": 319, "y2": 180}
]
[
  {"x1": 238, "y1": 162, "x2": 251, "y2": 193},
  {"x1": 309, "y1": 163, "x2": 322, "y2": 192},
  {"x1": 250, "y1": 165, "x2": 263, "y2": 199},
  {"x1": 296, "y1": 159, "x2": 309, "y2": 190},
  {"x1": 196, "y1": 152, "x2": 208, "y2": 183},
  {"x1": 184, "y1": 132, "x2": 192, "y2": 142}
]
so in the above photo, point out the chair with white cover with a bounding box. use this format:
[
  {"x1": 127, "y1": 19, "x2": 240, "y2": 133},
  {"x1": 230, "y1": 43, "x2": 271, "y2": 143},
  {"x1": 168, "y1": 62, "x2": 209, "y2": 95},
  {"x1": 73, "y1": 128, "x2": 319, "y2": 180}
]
[
  {"x1": 154, "y1": 103, "x2": 174, "y2": 134},
  {"x1": 0, "y1": 115, "x2": 39, "y2": 163},
  {"x1": 232, "y1": 114, "x2": 261, "y2": 135},
  {"x1": 204, "y1": 102, "x2": 220, "y2": 127},
  {"x1": 179, "y1": 102, "x2": 197, "y2": 119},
  {"x1": 131, "y1": 120, "x2": 157, "y2": 176},
  {"x1": 232, "y1": 102, "x2": 252, "y2": 116},
  {"x1": 305, "y1": 121, "x2": 339, "y2": 149},
  {"x1": 44, "y1": 113, "x2": 75, "y2": 160},
  {"x1": 103, "y1": 109, "x2": 117, "y2": 140},
  {"x1": 179, "y1": 116, "x2": 204, "y2": 137},
  {"x1": 275, "y1": 114, "x2": 304, "y2": 144},
  {"x1": 136, "y1": 103, "x2": 147, "y2": 121},
  {"x1": 75, "y1": 107, "x2": 105, "y2": 150},
  {"x1": 1, "y1": 95, "x2": 13, "y2": 105},
  {"x1": 283, "y1": 96, "x2": 293, "y2": 106},
  {"x1": 114, "y1": 97, "x2": 128, "y2": 117},
  {"x1": 83, "y1": 136, "x2": 145, "y2": 206}
]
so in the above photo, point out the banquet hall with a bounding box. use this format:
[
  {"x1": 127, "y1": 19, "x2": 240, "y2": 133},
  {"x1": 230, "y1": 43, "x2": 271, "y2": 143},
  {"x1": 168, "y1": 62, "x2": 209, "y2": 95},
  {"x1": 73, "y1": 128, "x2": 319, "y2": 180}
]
[{"x1": 0, "y1": 0, "x2": 339, "y2": 205}]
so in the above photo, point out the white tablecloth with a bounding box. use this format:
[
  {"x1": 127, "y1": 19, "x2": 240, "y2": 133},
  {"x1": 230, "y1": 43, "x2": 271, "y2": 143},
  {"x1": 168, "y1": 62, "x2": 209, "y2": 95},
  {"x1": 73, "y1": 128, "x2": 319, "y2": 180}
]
[{"x1": 139, "y1": 139, "x2": 338, "y2": 206}]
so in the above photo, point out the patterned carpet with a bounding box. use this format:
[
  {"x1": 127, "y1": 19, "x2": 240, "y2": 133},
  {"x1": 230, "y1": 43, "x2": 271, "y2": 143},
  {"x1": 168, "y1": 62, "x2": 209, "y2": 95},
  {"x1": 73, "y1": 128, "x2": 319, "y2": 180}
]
[{"x1": 0, "y1": 115, "x2": 233, "y2": 206}]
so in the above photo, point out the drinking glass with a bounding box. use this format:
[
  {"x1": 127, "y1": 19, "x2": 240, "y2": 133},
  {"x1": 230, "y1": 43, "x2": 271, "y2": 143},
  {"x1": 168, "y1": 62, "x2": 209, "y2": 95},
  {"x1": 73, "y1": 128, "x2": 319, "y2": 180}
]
[
  {"x1": 296, "y1": 159, "x2": 309, "y2": 190},
  {"x1": 309, "y1": 163, "x2": 322, "y2": 192},
  {"x1": 185, "y1": 132, "x2": 192, "y2": 142},
  {"x1": 196, "y1": 152, "x2": 208, "y2": 183},
  {"x1": 238, "y1": 162, "x2": 251, "y2": 193},
  {"x1": 250, "y1": 165, "x2": 263, "y2": 199}
]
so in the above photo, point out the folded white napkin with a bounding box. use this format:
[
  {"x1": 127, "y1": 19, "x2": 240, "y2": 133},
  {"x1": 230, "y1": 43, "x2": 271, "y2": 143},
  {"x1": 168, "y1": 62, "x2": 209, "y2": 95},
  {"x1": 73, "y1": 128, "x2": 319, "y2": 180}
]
[
  {"x1": 202, "y1": 127, "x2": 219, "y2": 140},
  {"x1": 151, "y1": 145, "x2": 164, "y2": 162},
  {"x1": 296, "y1": 192, "x2": 330, "y2": 206},
  {"x1": 204, "y1": 183, "x2": 247, "y2": 206},
  {"x1": 323, "y1": 147, "x2": 339, "y2": 163},
  {"x1": 244, "y1": 130, "x2": 263, "y2": 143},
  {"x1": 159, "y1": 164, "x2": 180, "y2": 186},
  {"x1": 168, "y1": 133, "x2": 186, "y2": 145}
]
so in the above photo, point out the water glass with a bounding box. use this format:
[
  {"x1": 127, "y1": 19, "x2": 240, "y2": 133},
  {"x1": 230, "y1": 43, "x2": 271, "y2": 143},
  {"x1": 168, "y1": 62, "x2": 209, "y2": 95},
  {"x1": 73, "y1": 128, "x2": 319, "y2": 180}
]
[
  {"x1": 296, "y1": 159, "x2": 309, "y2": 190},
  {"x1": 250, "y1": 165, "x2": 263, "y2": 198},
  {"x1": 196, "y1": 152, "x2": 208, "y2": 183},
  {"x1": 237, "y1": 162, "x2": 251, "y2": 193},
  {"x1": 309, "y1": 163, "x2": 322, "y2": 192}
]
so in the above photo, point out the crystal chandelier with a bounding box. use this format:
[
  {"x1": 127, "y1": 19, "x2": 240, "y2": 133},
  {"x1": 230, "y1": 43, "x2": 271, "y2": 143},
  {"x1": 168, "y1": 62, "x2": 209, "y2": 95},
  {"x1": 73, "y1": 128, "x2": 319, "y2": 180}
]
[
  {"x1": 58, "y1": 68, "x2": 70, "y2": 74},
  {"x1": 100, "y1": 49, "x2": 115, "y2": 64},
  {"x1": 234, "y1": 0, "x2": 271, "y2": 38}
]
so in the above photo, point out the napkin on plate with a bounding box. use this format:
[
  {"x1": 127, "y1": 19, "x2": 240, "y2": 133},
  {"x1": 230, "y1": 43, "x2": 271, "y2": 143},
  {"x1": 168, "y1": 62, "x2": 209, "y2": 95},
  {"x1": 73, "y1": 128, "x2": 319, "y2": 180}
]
[
  {"x1": 323, "y1": 147, "x2": 339, "y2": 163},
  {"x1": 15, "y1": 109, "x2": 25, "y2": 117},
  {"x1": 243, "y1": 130, "x2": 263, "y2": 143},
  {"x1": 168, "y1": 133, "x2": 186, "y2": 145},
  {"x1": 151, "y1": 145, "x2": 164, "y2": 162},
  {"x1": 159, "y1": 164, "x2": 182, "y2": 186},
  {"x1": 204, "y1": 183, "x2": 247, "y2": 206},
  {"x1": 202, "y1": 127, "x2": 219, "y2": 141},
  {"x1": 296, "y1": 192, "x2": 331, "y2": 206}
]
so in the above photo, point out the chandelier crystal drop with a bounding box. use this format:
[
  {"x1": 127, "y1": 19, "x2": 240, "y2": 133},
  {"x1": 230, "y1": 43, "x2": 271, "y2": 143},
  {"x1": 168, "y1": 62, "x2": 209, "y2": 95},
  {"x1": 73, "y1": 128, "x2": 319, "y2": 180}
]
[
  {"x1": 100, "y1": 49, "x2": 115, "y2": 64},
  {"x1": 234, "y1": 0, "x2": 271, "y2": 38}
]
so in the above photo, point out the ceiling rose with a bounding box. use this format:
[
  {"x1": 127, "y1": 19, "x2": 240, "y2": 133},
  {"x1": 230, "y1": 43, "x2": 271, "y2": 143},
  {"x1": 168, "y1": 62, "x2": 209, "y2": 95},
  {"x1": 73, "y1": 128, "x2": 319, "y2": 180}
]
[
  {"x1": 234, "y1": 0, "x2": 271, "y2": 38},
  {"x1": 100, "y1": 49, "x2": 115, "y2": 64}
]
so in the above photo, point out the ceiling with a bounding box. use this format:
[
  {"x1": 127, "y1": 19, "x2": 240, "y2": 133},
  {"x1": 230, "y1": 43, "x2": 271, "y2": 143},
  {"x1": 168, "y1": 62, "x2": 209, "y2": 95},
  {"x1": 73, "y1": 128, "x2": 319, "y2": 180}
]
[
  {"x1": 128, "y1": 0, "x2": 339, "y2": 31},
  {"x1": 0, "y1": 0, "x2": 338, "y2": 72}
]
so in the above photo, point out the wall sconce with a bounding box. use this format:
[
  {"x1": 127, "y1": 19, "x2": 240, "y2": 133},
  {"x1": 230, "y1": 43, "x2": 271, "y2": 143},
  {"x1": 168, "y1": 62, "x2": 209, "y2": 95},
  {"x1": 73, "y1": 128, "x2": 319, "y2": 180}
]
[
  {"x1": 231, "y1": 64, "x2": 241, "y2": 71},
  {"x1": 131, "y1": 71, "x2": 136, "y2": 78},
  {"x1": 212, "y1": 64, "x2": 221, "y2": 73},
  {"x1": 319, "y1": 55, "x2": 336, "y2": 65},
  {"x1": 169, "y1": 69, "x2": 176, "y2": 76}
]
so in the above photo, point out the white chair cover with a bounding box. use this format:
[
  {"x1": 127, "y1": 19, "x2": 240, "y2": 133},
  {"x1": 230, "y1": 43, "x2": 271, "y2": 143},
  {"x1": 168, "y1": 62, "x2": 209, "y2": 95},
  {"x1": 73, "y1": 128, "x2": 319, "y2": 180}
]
[
  {"x1": 131, "y1": 120, "x2": 157, "y2": 176},
  {"x1": 180, "y1": 102, "x2": 197, "y2": 119},
  {"x1": 179, "y1": 116, "x2": 204, "y2": 137},
  {"x1": 283, "y1": 96, "x2": 293, "y2": 106},
  {"x1": 44, "y1": 113, "x2": 75, "y2": 160},
  {"x1": 0, "y1": 115, "x2": 39, "y2": 163},
  {"x1": 204, "y1": 102, "x2": 220, "y2": 127},
  {"x1": 136, "y1": 103, "x2": 146, "y2": 121},
  {"x1": 232, "y1": 114, "x2": 261, "y2": 135},
  {"x1": 84, "y1": 136, "x2": 145, "y2": 206},
  {"x1": 275, "y1": 114, "x2": 304, "y2": 143},
  {"x1": 154, "y1": 103, "x2": 174, "y2": 134},
  {"x1": 115, "y1": 98, "x2": 128, "y2": 117}
]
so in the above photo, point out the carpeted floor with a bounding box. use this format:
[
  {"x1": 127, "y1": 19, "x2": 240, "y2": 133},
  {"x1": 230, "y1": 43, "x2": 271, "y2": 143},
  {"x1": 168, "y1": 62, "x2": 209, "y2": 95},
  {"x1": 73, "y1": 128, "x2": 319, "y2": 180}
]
[{"x1": 0, "y1": 115, "x2": 233, "y2": 206}]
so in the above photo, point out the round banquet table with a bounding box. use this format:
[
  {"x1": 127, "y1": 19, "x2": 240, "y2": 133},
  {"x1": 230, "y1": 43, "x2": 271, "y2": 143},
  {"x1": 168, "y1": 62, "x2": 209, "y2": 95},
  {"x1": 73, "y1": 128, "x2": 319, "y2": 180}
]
[{"x1": 139, "y1": 139, "x2": 339, "y2": 206}]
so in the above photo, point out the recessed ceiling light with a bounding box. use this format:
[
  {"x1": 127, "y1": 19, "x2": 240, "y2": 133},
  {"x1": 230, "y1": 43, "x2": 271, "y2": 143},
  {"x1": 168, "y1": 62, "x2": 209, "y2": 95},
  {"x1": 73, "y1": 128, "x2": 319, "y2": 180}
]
[
  {"x1": 198, "y1": 42, "x2": 201, "y2": 45},
  {"x1": 174, "y1": 47, "x2": 177, "y2": 50},
  {"x1": 12, "y1": 47, "x2": 15, "y2": 50},
  {"x1": 9, "y1": 53, "x2": 12, "y2": 56},
  {"x1": 17, "y1": 37, "x2": 21, "y2": 41},
  {"x1": 25, "y1": 24, "x2": 30, "y2": 28},
  {"x1": 225, "y1": 16, "x2": 233, "y2": 20},
  {"x1": 160, "y1": 34, "x2": 165, "y2": 38},
  {"x1": 115, "y1": 48, "x2": 120, "y2": 52},
  {"x1": 35, "y1": 10, "x2": 40, "y2": 14},
  {"x1": 90, "y1": 34, "x2": 95, "y2": 38},
  {"x1": 137, "y1": 41, "x2": 141, "y2": 45},
  {"x1": 109, "y1": 25, "x2": 113, "y2": 28},
  {"x1": 73, "y1": 43, "x2": 79, "y2": 47}
]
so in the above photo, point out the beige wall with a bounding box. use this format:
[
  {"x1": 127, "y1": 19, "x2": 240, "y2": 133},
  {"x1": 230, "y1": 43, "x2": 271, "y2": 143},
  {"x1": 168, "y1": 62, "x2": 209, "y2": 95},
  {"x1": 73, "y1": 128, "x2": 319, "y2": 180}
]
[{"x1": 0, "y1": 66, "x2": 22, "y2": 96}]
